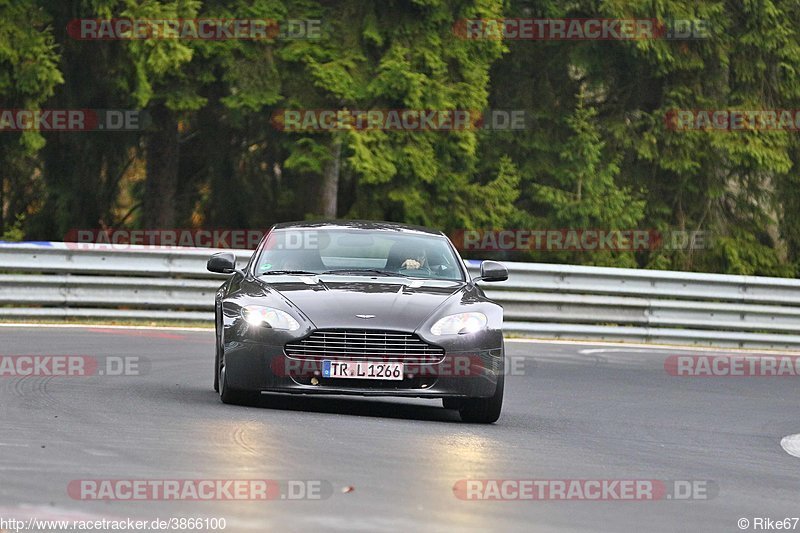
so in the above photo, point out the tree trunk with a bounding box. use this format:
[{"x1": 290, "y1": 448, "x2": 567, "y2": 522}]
[
  {"x1": 320, "y1": 137, "x2": 342, "y2": 218},
  {"x1": 143, "y1": 103, "x2": 179, "y2": 228}
]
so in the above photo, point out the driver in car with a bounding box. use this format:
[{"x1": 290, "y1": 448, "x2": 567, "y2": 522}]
[{"x1": 401, "y1": 250, "x2": 427, "y2": 270}]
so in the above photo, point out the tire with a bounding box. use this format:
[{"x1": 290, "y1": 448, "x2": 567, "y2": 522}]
[
  {"x1": 219, "y1": 365, "x2": 261, "y2": 406},
  {"x1": 458, "y1": 371, "x2": 504, "y2": 424},
  {"x1": 442, "y1": 398, "x2": 463, "y2": 410},
  {"x1": 218, "y1": 349, "x2": 260, "y2": 406},
  {"x1": 213, "y1": 336, "x2": 220, "y2": 393},
  {"x1": 213, "y1": 305, "x2": 222, "y2": 392}
]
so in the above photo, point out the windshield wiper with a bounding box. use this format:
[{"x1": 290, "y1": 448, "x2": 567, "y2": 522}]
[
  {"x1": 321, "y1": 269, "x2": 409, "y2": 277},
  {"x1": 259, "y1": 270, "x2": 318, "y2": 276}
]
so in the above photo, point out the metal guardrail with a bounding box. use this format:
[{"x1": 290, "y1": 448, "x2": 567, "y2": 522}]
[{"x1": 2, "y1": 242, "x2": 800, "y2": 349}]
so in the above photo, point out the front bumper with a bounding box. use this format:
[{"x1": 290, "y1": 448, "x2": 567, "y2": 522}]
[{"x1": 222, "y1": 336, "x2": 504, "y2": 399}]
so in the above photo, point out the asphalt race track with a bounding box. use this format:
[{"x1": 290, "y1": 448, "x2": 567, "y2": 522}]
[{"x1": 1, "y1": 325, "x2": 799, "y2": 532}]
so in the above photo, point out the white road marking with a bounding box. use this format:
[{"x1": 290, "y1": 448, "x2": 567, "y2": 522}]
[
  {"x1": 506, "y1": 338, "x2": 800, "y2": 355},
  {"x1": 578, "y1": 348, "x2": 675, "y2": 355},
  {"x1": 578, "y1": 348, "x2": 668, "y2": 355},
  {"x1": 780, "y1": 434, "x2": 800, "y2": 458},
  {"x1": 83, "y1": 448, "x2": 118, "y2": 457}
]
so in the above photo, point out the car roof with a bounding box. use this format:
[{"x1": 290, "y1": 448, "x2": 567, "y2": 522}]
[{"x1": 270, "y1": 220, "x2": 445, "y2": 237}]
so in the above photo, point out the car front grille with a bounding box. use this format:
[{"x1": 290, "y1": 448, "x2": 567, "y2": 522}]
[{"x1": 284, "y1": 329, "x2": 445, "y2": 363}]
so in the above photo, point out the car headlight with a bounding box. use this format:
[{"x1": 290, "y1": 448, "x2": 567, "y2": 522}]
[
  {"x1": 241, "y1": 305, "x2": 300, "y2": 331},
  {"x1": 430, "y1": 312, "x2": 487, "y2": 335}
]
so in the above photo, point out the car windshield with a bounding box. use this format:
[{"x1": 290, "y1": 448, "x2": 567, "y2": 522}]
[{"x1": 254, "y1": 228, "x2": 464, "y2": 281}]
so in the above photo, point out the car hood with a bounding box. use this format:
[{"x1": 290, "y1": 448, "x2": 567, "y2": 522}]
[{"x1": 255, "y1": 276, "x2": 465, "y2": 331}]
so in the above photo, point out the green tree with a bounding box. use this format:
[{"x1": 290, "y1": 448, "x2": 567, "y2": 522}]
[{"x1": 0, "y1": 0, "x2": 63, "y2": 235}]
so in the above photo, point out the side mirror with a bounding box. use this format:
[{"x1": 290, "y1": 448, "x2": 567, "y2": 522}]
[
  {"x1": 477, "y1": 260, "x2": 508, "y2": 282},
  {"x1": 207, "y1": 252, "x2": 237, "y2": 274}
]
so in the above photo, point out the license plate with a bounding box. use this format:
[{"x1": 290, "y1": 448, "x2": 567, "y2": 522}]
[{"x1": 322, "y1": 360, "x2": 404, "y2": 380}]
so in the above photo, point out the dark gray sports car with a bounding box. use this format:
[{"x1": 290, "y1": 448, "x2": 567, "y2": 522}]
[{"x1": 208, "y1": 220, "x2": 508, "y2": 423}]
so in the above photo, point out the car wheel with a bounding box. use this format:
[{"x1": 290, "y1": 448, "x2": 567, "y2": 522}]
[
  {"x1": 458, "y1": 371, "x2": 504, "y2": 424},
  {"x1": 213, "y1": 304, "x2": 222, "y2": 392},
  {"x1": 213, "y1": 331, "x2": 221, "y2": 392},
  {"x1": 218, "y1": 353, "x2": 260, "y2": 406},
  {"x1": 442, "y1": 398, "x2": 462, "y2": 410}
]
